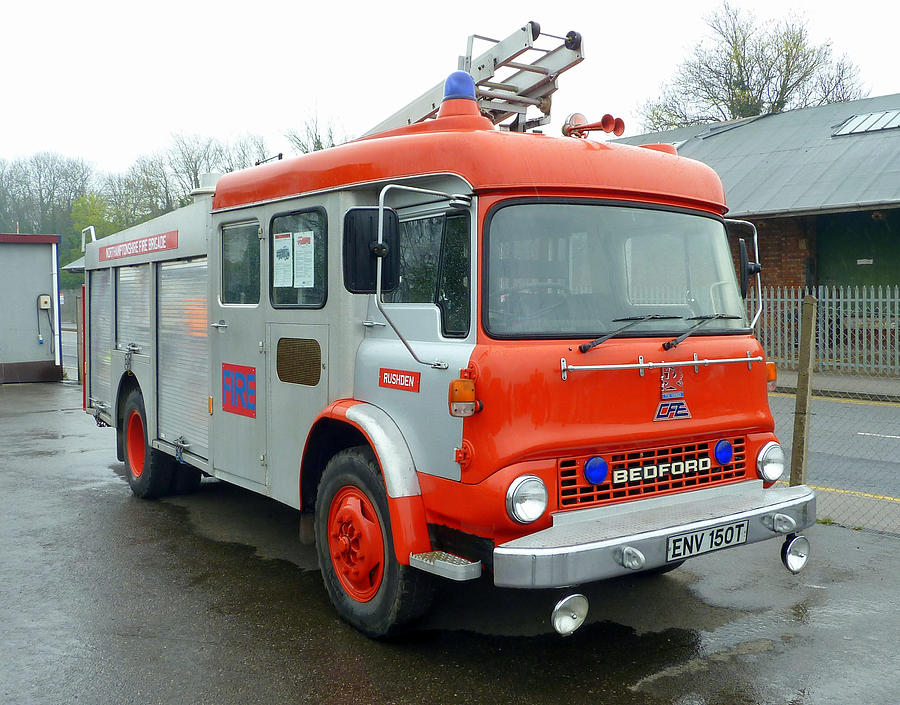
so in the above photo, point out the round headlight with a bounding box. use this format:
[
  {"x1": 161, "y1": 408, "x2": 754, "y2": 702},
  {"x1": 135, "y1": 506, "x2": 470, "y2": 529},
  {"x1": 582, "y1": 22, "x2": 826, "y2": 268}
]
[
  {"x1": 506, "y1": 475, "x2": 548, "y2": 524},
  {"x1": 757, "y1": 441, "x2": 786, "y2": 482}
]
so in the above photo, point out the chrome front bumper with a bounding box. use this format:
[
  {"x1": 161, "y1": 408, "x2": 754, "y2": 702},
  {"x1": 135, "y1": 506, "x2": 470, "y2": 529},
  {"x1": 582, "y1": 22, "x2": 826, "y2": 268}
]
[{"x1": 493, "y1": 481, "x2": 815, "y2": 588}]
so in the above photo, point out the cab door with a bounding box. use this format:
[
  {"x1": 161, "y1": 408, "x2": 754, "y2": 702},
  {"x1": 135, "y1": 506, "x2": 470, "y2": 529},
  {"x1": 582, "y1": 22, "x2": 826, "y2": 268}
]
[
  {"x1": 261, "y1": 207, "x2": 329, "y2": 508},
  {"x1": 210, "y1": 220, "x2": 268, "y2": 489}
]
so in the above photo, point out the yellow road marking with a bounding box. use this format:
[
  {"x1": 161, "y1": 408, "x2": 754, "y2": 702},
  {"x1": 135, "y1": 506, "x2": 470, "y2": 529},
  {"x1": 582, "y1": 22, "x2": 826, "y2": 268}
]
[
  {"x1": 768, "y1": 391, "x2": 900, "y2": 408},
  {"x1": 807, "y1": 485, "x2": 900, "y2": 503},
  {"x1": 777, "y1": 481, "x2": 900, "y2": 503}
]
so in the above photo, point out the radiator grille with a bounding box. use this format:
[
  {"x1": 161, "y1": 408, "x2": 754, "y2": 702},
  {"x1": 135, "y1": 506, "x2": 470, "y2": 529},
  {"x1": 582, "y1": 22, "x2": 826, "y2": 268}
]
[{"x1": 559, "y1": 438, "x2": 747, "y2": 509}]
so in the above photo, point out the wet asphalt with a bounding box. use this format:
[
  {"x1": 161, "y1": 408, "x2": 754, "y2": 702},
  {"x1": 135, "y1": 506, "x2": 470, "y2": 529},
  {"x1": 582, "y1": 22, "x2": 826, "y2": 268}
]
[{"x1": 1, "y1": 382, "x2": 898, "y2": 705}]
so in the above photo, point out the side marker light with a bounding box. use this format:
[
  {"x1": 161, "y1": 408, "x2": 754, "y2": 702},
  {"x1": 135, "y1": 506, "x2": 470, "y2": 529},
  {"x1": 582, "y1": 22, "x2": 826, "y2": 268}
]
[
  {"x1": 449, "y1": 378, "x2": 480, "y2": 417},
  {"x1": 766, "y1": 361, "x2": 777, "y2": 392}
]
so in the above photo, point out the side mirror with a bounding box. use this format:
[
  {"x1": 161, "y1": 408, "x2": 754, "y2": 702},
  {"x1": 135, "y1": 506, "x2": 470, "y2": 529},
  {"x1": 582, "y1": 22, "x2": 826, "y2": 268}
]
[
  {"x1": 343, "y1": 207, "x2": 400, "y2": 294},
  {"x1": 738, "y1": 238, "x2": 762, "y2": 299}
]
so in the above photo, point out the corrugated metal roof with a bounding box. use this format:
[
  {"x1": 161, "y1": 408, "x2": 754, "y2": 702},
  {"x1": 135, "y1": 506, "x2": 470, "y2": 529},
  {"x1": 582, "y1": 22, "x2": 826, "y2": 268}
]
[{"x1": 617, "y1": 94, "x2": 900, "y2": 218}]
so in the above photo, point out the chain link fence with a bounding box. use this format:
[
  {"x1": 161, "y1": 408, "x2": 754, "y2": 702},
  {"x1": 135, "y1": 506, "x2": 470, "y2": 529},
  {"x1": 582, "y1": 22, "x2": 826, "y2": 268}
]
[{"x1": 753, "y1": 286, "x2": 900, "y2": 535}]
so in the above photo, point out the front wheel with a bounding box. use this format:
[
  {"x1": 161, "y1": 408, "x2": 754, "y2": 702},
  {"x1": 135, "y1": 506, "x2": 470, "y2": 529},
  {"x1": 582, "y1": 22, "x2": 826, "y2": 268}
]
[
  {"x1": 315, "y1": 446, "x2": 433, "y2": 637},
  {"x1": 122, "y1": 389, "x2": 173, "y2": 499}
]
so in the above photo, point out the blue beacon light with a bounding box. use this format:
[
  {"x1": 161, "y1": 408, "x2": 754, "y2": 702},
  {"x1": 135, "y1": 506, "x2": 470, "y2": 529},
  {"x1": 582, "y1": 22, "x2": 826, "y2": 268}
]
[
  {"x1": 584, "y1": 456, "x2": 609, "y2": 485},
  {"x1": 714, "y1": 440, "x2": 734, "y2": 465},
  {"x1": 443, "y1": 71, "x2": 477, "y2": 102}
]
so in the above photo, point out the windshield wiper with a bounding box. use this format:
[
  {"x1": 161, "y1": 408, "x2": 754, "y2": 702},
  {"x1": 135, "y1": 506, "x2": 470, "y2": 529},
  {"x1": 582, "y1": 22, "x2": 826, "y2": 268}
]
[
  {"x1": 662, "y1": 314, "x2": 742, "y2": 351},
  {"x1": 579, "y1": 315, "x2": 683, "y2": 353}
]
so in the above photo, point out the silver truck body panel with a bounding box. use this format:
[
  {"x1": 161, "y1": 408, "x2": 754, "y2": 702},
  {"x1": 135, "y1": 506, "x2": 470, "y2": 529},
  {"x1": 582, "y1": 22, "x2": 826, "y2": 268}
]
[
  {"x1": 88, "y1": 268, "x2": 112, "y2": 412},
  {"x1": 157, "y1": 258, "x2": 210, "y2": 460},
  {"x1": 115, "y1": 264, "x2": 152, "y2": 353}
]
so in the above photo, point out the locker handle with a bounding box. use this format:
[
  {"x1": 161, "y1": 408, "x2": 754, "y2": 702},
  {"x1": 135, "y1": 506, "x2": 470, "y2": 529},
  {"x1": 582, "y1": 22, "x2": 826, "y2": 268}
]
[{"x1": 210, "y1": 321, "x2": 228, "y2": 329}]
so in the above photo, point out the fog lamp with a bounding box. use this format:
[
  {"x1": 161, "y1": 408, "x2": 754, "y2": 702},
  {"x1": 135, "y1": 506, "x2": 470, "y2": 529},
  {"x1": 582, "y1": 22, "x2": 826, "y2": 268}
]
[
  {"x1": 781, "y1": 534, "x2": 810, "y2": 573},
  {"x1": 551, "y1": 594, "x2": 589, "y2": 636},
  {"x1": 506, "y1": 475, "x2": 548, "y2": 524}
]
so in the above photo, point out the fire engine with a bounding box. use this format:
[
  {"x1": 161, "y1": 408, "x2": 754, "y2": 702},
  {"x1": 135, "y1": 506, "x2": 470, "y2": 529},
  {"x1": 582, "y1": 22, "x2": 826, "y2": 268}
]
[{"x1": 83, "y1": 22, "x2": 815, "y2": 637}]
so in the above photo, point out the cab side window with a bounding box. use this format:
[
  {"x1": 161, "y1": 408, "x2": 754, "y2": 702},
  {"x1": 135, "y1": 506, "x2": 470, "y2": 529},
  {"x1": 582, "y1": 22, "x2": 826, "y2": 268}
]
[
  {"x1": 222, "y1": 222, "x2": 260, "y2": 304},
  {"x1": 384, "y1": 213, "x2": 470, "y2": 337},
  {"x1": 270, "y1": 209, "x2": 327, "y2": 308},
  {"x1": 437, "y1": 215, "x2": 470, "y2": 336}
]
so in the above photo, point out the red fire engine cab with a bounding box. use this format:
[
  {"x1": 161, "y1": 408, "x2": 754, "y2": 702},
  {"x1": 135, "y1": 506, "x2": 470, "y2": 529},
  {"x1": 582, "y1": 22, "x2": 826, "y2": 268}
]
[{"x1": 84, "y1": 24, "x2": 814, "y2": 637}]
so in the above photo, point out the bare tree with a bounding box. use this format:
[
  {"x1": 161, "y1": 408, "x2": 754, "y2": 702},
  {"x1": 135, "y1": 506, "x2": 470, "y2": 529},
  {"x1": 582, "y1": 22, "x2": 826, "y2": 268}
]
[
  {"x1": 220, "y1": 134, "x2": 269, "y2": 172},
  {"x1": 641, "y1": 2, "x2": 866, "y2": 131},
  {"x1": 0, "y1": 152, "x2": 92, "y2": 234},
  {"x1": 130, "y1": 154, "x2": 179, "y2": 216},
  {"x1": 167, "y1": 133, "x2": 222, "y2": 199},
  {"x1": 285, "y1": 116, "x2": 340, "y2": 154}
]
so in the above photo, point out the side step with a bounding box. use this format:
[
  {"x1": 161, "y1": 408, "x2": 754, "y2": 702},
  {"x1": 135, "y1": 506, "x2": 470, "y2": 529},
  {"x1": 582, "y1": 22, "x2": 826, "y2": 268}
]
[{"x1": 410, "y1": 551, "x2": 482, "y2": 581}]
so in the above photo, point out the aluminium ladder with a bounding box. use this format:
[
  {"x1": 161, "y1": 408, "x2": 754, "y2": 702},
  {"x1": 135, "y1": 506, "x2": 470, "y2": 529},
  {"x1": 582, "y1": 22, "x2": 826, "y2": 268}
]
[{"x1": 364, "y1": 21, "x2": 583, "y2": 136}]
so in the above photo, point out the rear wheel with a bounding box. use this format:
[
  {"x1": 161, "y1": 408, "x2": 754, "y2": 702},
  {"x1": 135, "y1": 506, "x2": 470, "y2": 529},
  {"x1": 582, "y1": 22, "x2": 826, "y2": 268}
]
[
  {"x1": 122, "y1": 389, "x2": 174, "y2": 499},
  {"x1": 315, "y1": 446, "x2": 433, "y2": 637}
]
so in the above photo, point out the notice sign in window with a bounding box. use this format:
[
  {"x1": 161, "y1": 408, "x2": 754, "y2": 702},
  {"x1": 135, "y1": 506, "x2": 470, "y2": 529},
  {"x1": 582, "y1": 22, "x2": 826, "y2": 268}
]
[
  {"x1": 272, "y1": 231, "x2": 315, "y2": 288},
  {"x1": 293, "y1": 231, "x2": 315, "y2": 288},
  {"x1": 273, "y1": 233, "x2": 293, "y2": 287}
]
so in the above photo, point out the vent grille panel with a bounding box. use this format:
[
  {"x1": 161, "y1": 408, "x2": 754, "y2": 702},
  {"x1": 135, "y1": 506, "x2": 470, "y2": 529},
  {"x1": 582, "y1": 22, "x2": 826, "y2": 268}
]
[{"x1": 276, "y1": 338, "x2": 321, "y2": 386}]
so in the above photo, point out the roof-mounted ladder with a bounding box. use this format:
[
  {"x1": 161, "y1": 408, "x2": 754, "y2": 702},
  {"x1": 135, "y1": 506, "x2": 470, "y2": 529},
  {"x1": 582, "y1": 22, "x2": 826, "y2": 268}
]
[{"x1": 364, "y1": 21, "x2": 583, "y2": 136}]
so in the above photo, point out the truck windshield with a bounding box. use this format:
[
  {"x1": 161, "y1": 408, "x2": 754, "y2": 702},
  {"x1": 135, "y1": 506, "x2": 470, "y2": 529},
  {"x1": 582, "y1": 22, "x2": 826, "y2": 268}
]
[{"x1": 485, "y1": 202, "x2": 747, "y2": 338}]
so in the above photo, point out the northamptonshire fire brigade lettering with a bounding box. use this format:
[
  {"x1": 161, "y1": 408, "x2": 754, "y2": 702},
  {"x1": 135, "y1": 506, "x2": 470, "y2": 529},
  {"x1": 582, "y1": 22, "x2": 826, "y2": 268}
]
[
  {"x1": 379, "y1": 368, "x2": 421, "y2": 393},
  {"x1": 99, "y1": 230, "x2": 179, "y2": 261},
  {"x1": 653, "y1": 400, "x2": 692, "y2": 421},
  {"x1": 222, "y1": 363, "x2": 257, "y2": 418}
]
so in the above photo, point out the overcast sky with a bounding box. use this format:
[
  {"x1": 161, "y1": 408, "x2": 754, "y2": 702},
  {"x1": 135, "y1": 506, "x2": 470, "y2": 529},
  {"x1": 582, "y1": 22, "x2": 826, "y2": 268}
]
[{"x1": 2, "y1": 0, "x2": 896, "y2": 174}]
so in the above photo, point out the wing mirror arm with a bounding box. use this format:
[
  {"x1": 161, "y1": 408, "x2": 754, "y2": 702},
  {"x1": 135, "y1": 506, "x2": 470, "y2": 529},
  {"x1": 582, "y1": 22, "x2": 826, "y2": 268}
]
[{"x1": 726, "y1": 219, "x2": 763, "y2": 327}]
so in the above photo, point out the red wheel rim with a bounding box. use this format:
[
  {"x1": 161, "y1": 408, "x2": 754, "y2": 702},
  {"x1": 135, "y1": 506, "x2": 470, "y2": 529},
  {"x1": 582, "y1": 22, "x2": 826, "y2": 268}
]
[
  {"x1": 126, "y1": 410, "x2": 145, "y2": 478},
  {"x1": 327, "y1": 486, "x2": 385, "y2": 602}
]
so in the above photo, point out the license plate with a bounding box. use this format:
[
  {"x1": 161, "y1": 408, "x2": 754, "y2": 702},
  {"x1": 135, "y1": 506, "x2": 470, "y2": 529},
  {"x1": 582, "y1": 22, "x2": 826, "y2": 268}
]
[{"x1": 666, "y1": 520, "x2": 749, "y2": 561}]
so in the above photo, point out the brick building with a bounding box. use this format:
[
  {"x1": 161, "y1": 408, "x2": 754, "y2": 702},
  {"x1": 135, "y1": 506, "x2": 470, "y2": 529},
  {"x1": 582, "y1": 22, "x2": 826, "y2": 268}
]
[{"x1": 618, "y1": 95, "x2": 900, "y2": 289}]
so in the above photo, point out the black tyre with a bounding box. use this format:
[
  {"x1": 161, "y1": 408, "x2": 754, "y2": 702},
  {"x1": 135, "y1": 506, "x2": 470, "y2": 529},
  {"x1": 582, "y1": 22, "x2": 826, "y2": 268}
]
[
  {"x1": 122, "y1": 389, "x2": 174, "y2": 499},
  {"x1": 170, "y1": 464, "x2": 203, "y2": 495},
  {"x1": 315, "y1": 446, "x2": 433, "y2": 637}
]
